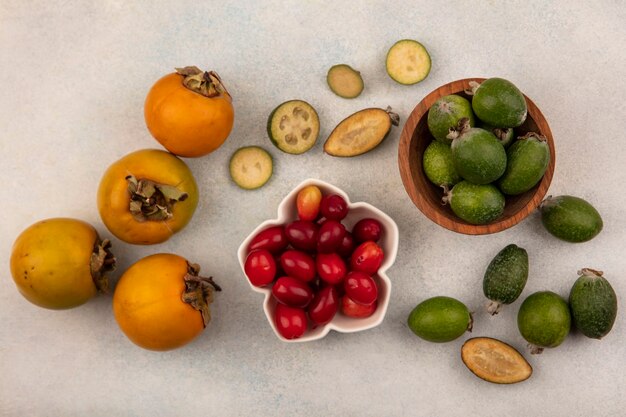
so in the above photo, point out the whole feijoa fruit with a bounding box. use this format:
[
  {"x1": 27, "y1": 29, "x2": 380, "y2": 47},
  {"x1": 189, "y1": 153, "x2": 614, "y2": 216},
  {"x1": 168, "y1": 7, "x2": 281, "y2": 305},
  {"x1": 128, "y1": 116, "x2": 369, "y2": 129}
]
[
  {"x1": 517, "y1": 291, "x2": 571, "y2": 354},
  {"x1": 422, "y1": 141, "x2": 462, "y2": 187},
  {"x1": 444, "y1": 181, "x2": 505, "y2": 225},
  {"x1": 481, "y1": 123, "x2": 515, "y2": 148},
  {"x1": 540, "y1": 195, "x2": 603, "y2": 242},
  {"x1": 427, "y1": 95, "x2": 475, "y2": 144},
  {"x1": 408, "y1": 296, "x2": 472, "y2": 343},
  {"x1": 483, "y1": 244, "x2": 529, "y2": 315},
  {"x1": 451, "y1": 123, "x2": 507, "y2": 185},
  {"x1": 498, "y1": 132, "x2": 550, "y2": 195},
  {"x1": 569, "y1": 268, "x2": 617, "y2": 339},
  {"x1": 470, "y1": 78, "x2": 527, "y2": 128}
]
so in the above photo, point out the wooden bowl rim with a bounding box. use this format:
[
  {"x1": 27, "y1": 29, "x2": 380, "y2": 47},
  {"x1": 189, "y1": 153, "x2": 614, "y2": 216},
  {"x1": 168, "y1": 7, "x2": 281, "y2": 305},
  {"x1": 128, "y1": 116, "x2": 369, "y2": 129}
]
[{"x1": 397, "y1": 77, "x2": 555, "y2": 235}]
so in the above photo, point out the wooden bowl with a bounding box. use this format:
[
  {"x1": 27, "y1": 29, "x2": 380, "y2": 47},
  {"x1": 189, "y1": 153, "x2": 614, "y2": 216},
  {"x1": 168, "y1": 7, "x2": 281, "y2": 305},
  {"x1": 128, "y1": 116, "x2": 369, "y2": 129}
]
[{"x1": 398, "y1": 78, "x2": 555, "y2": 235}]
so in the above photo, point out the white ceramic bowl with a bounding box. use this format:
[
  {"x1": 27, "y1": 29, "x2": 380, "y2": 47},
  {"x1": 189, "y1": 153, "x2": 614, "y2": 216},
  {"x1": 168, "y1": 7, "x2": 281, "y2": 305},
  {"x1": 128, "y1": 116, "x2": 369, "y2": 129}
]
[{"x1": 237, "y1": 178, "x2": 399, "y2": 342}]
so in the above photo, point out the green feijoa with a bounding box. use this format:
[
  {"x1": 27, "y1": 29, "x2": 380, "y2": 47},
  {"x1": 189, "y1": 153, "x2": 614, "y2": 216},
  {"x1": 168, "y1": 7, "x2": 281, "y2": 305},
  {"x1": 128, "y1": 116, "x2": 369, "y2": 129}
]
[
  {"x1": 451, "y1": 125, "x2": 507, "y2": 185},
  {"x1": 517, "y1": 291, "x2": 571, "y2": 354},
  {"x1": 444, "y1": 181, "x2": 505, "y2": 225},
  {"x1": 422, "y1": 141, "x2": 462, "y2": 187},
  {"x1": 498, "y1": 132, "x2": 550, "y2": 195},
  {"x1": 481, "y1": 123, "x2": 515, "y2": 148},
  {"x1": 540, "y1": 195, "x2": 603, "y2": 243},
  {"x1": 427, "y1": 95, "x2": 475, "y2": 144},
  {"x1": 569, "y1": 268, "x2": 617, "y2": 339},
  {"x1": 407, "y1": 296, "x2": 472, "y2": 343},
  {"x1": 483, "y1": 244, "x2": 529, "y2": 315},
  {"x1": 469, "y1": 78, "x2": 527, "y2": 128}
]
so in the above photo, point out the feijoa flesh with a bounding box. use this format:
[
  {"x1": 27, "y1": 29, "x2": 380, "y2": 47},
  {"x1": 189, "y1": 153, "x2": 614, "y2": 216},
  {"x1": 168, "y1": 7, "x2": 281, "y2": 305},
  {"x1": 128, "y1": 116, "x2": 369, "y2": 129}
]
[
  {"x1": 483, "y1": 244, "x2": 528, "y2": 315},
  {"x1": 569, "y1": 268, "x2": 617, "y2": 339},
  {"x1": 444, "y1": 181, "x2": 505, "y2": 225},
  {"x1": 517, "y1": 291, "x2": 571, "y2": 354},
  {"x1": 327, "y1": 64, "x2": 364, "y2": 99},
  {"x1": 470, "y1": 78, "x2": 527, "y2": 128},
  {"x1": 540, "y1": 195, "x2": 603, "y2": 242},
  {"x1": 229, "y1": 146, "x2": 273, "y2": 190},
  {"x1": 422, "y1": 141, "x2": 462, "y2": 187},
  {"x1": 407, "y1": 296, "x2": 472, "y2": 343},
  {"x1": 451, "y1": 124, "x2": 507, "y2": 185},
  {"x1": 324, "y1": 107, "x2": 399, "y2": 157},
  {"x1": 427, "y1": 95, "x2": 475, "y2": 144},
  {"x1": 461, "y1": 337, "x2": 532, "y2": 384},
  {"x1": 498, "y1": 132, "x2": 550, "y2": 195},
  {"x1": 267, "y1": 100, "x2": 320, "y2": 154},
  {"x1": 385, "y1": 39, "x2": 431, "y2": 85}
]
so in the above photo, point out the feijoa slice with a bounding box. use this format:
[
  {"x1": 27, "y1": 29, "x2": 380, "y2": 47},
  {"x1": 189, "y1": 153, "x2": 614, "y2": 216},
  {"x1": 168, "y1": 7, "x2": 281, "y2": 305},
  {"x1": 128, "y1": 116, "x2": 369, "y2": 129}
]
[
  {"x1": 481, "y1": 123, "x2": 515, "y2": 148},
  {"x1": 444, "y1": 181, "x2": 505, "y2": 225},
  {"x1": 427, "y1": 95, "x2": 475, "y2": 144},
  {"x1": 324, "y1": 107, "x2": 400, "y2": 157},
  {"x1": 385, "y1": 39, "x2": 431, "y2": 85},
  {"x1": 569, "y1": 268, "x2": 617, "y2": 339},
  {"x1": 517, "y1": 291, "x2": 571, "y2": 354},
  {"x1": 483, "y1": 244, "x2": 529, "y2": 315},
  {"x1": 451, "y1": 123, "x2": 507, "y2": 185},
  {"x1": 540, "y1": 195, "x2": 603, "y2": 242},
  {"x1": 498, "y1": 132, "x2": 550, "y2": 195},
  {"x1": 327, "y1": 64, "x2": 364, "y2": 99},
  {"x1": 407, "y1": 296, "x2": 472, "y2": 343},
  {"x1": 423, "y1": 141, "x2": 462, "y2": 187},
  {"x1": 267, "y1": 100, "x2": 320, "y2": 154},
  {"x1": 461, "y1": 337, "x2": 532, "y2": 384},
  {"x1": 229, "y1": 146, "x2": 273, "y2": 190},
  {"x1": 469, "y1": 78, "x2": 527, "y2": 128}
]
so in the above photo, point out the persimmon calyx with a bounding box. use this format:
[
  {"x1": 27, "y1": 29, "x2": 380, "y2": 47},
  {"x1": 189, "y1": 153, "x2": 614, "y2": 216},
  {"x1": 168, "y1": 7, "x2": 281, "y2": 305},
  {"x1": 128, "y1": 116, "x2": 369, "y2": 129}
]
[
  {"x1": 182, "y1": 263, "x2": 222, "y2": 327},
  {"x1": 126, "y1": 175, "x2": 188, "y2": 222},
  {"x1": 175, "y1": 66, "x2": 229, "y2": 98},
  {"x1": 90, "y1": 237, "x2": 115, "y2": 293}
]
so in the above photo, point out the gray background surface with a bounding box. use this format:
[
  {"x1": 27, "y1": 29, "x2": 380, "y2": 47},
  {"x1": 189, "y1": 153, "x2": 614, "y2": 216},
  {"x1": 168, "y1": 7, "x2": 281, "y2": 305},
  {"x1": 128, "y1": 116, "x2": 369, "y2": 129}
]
[{"x1": 1, "y1": 1, "x2": 625, "y2": 416}]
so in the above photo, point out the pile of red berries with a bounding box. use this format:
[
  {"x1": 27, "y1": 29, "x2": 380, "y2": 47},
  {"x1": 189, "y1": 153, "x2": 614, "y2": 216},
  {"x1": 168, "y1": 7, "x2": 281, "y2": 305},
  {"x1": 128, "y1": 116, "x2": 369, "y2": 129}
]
[{"x1": 244, "y1": 185, "x2": 386, "y2": 339}]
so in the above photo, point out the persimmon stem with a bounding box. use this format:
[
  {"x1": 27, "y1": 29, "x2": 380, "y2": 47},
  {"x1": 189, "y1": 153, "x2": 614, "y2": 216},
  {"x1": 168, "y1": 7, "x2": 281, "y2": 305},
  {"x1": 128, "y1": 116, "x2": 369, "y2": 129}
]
[
  {"x1": 176, "y1": 66, "x2": 229, "y2": 98},
  {"x1": 90, "y1": 237, "x2": 115, "y2": 293},
  {"x1": 182, "y1": 263, "x2": 221, "y2": 328},
  {"x1": 126, "y1": 175, "x2": 188, "y2": 222}
]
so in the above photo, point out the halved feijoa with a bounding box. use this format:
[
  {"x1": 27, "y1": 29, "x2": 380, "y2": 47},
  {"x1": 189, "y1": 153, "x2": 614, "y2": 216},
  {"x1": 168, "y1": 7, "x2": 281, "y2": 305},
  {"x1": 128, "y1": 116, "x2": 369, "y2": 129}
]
[
  {"x1": 267, "y1": 100, "x2": 320, "y2": 154},
  {"x1": 229, "y1": 146, "x2": 273, "y2": 190},
  {"x1": 427, "y1": 95, "x2": 475, "y2": 144},
  {"x1": 324, "y1": 107, "x2": 400, "y2": 157},
  {"x1": 407, "y1": 296, "x2": 472, "y2": 343},
  {"x1": 469, "y1": 78, "x2": 527, "y2": 128},
  {"x1": 483, "y1": 244, "x2": 528, "y2": 315},
  {"x1": 569, "y1": 268, "x2": 617, "y2": 339},
  {"x1": 385, "y1": 39, "x2": 431, "y2": 85},
  {"x1": 327, "y1": 64, "x2": 364, "y2": 99},
  {"x1": 423, "y1": 140, "x2": 461, "y2": 187},
  {"x1": 540, "y1": 195, "x2": 603, "y2": 243},
  {"x1": 461, "y1": 337, "x2": 532, "y2": 384},
  {"x1": 444, "y1": 181, "x2": 505, "y2": 225},
  {"x1": 498, "y1": 132, "x2": 550, "y2": 195},
  {"x1": 517, "y1": 291, "x2": 571, "y2": 354}
]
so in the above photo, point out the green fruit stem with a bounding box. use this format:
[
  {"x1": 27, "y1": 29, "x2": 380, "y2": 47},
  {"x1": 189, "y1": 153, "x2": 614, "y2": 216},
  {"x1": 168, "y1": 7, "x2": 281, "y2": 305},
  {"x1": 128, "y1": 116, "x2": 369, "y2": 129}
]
[
  {"x1": 519, "y1": 132, "x2": 547, "y2": 142},
  {"x1": 579, "y1": 268, "x2": 603, "y2": 278},
  {"x1": 182, "y1": 262, "x2": 222, "y2": 328},
  {"x1": 89, "y1": 237, "x2": 116, "y2": 294},
  {"x1": 464, "y1": 80, "x2": 481, "y2": 96},
  {"x1": 486, "y1": 300, "x2": 502, "y2": 315},
  {"x1": 528, "y1": 344, "x2": 544, "y2": 355},
  {"x1": 385, "y1": 106, "x2": 400, "y2": 126},
  {"x1": 175, "y1": 66, "x2": 229, "y2": 98},
  {"x1": 446, "y1": 117, "x2": 471, "y2": 141},
  {"x1": 126, "y1": 175, "x2": 189, "y2": 222}
]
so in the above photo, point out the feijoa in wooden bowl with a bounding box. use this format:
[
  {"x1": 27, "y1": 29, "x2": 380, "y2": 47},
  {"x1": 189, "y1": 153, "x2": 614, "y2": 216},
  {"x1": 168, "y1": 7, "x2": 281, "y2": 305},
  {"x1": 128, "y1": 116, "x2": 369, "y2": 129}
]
[{"x1": 398, "y1": 78, "x2": 555, "y2": 235}]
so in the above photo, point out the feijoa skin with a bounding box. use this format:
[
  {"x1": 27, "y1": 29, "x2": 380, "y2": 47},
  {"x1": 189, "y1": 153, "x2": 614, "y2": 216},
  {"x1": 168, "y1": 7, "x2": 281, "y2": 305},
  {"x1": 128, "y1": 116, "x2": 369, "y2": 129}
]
[
  {"x1": 481, "y1": 123, "x2": 515, "y2": 148},
  {"x1": 422, "y1": 141, "x2": 462, "y2": 187},
  {"x1": 517, "y1": 291, "x2": 571, "y2": 354},
  {"x1": 427, "y1": 95, "x2": 475, "y2": 144},
  {"x1": 444, "y1": 181, "x2": 505, "y2": 225},
  {"x1": 540, "y1": 195, "x2": 603, "y2": 242},
  {"x1": 569, "y1": 268, "x2": 617, "y2": 339},
  {"x1": 483, "y1": 244, "x2": 529, "y2": 315},
  {"x1": 451, "y1": 127, "x2": 507, "y2": 185},
  {"x1": 408, "y1": 296, "x2": 472, "y2": 343},
  {"x1": 498, "y1": 133, "x2": 550, "y2": 195},
  {"x1": 471, "y1": 78, "x2": 528, "y2": 128}
]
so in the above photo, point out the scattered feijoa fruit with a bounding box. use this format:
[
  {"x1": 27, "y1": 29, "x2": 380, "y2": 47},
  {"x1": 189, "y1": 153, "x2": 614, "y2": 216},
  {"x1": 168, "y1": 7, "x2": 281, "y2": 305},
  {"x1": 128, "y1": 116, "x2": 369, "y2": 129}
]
[
  {"x1": 498, "y1": 132, "x2": 550, "y2": 195},
  {"x1": 540, "y1": 195, "x2": 603, "y2": 243},
  {"x1": 422, "y1": 141, "x2": 462, "y2": 187},
  {"x1": 267, "y1": 100, "x2": 320, "y2": 154},
  {"x1": 385, "y1": 39, "x2": 431, "y2": 85},
  {"x1": 229, "y1": 146, "x2": 273, "y2": 190},
  {"x1": 469, "y1": 77, "x2": 527, "y2": 128},
  {"x1": 483, "y1": 244, "x2": 528, "y2": 315},
  {"x1": 569, "y1": 268, "x2": 618, "y2": 339},
  {"x1": 407, "y1": 296, "x2": 472, "y2": 343},
  {"x1": 451, "y1": 121, "x2": 507, "y2": 185},
  {"x1": 461, "y1": 337, "x2": 532, "y2": 384},
  {"x1": 517, "y1": 291, "x2": 571, "y2": 354},
  {"x1": 327, "y1": 64, "x2": 364, "y2": 99},
  {"x1": 427, "y1": 95, "x2": 475, "y2": 144},
  {"x1": 324, "y1": 107, "x2": 399, "y2": 157},
  {"x1": 443, "y1": 181, "x2": 505, "y2": 225}
]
